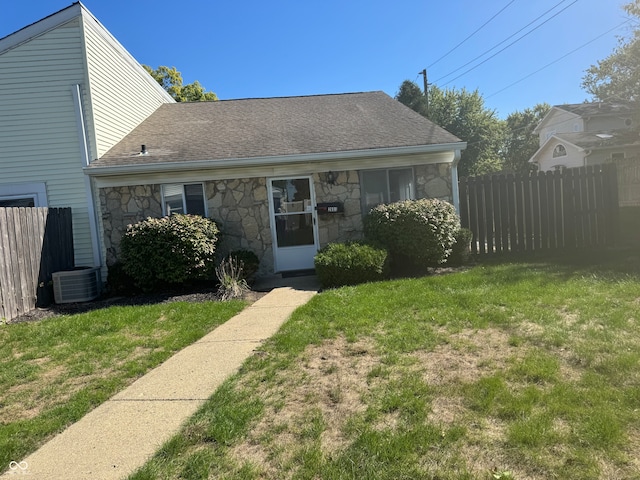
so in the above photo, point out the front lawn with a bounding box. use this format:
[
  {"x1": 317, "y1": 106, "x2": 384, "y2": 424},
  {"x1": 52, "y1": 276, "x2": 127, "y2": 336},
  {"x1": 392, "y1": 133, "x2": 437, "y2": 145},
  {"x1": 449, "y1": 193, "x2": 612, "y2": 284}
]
[
  {"x1": 0, "y1": 299, "x2": 245, "y2": 470},
  {"x1": 131, "y1": 251, "x2": 640, "y2": 479}
]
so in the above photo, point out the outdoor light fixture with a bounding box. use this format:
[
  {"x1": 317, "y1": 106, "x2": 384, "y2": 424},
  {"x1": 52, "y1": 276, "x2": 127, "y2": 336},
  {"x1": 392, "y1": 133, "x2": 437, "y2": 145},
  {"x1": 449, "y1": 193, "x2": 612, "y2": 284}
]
[
  {"x1": 325, "y1": 171, "x2": 337, "y2": 185},
  {"x1": 140, "y1": 144, "x2": 148, "y2": 155}
]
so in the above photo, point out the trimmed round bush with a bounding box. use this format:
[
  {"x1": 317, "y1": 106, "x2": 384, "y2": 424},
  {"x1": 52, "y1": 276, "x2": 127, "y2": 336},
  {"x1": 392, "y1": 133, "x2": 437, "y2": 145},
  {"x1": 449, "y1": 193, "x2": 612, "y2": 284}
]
[
  {"x1": 314, "y1": 241, "x2": 389, "y2": 289},
  {"x1": 120, "y1": 214, "x2": 219, "y2": 291},
  {"x1": 363, "y1": 198, "x2": 461, "y2": 269}
]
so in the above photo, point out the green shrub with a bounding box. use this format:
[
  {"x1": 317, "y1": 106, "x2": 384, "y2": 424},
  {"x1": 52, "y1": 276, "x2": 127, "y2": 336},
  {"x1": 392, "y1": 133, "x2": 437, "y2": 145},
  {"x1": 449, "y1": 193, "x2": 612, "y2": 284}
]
[
  {"x1": 225, "y1": 250, "x2": 260, "y2": 283},
  {"x1": 105, "y1": 261, "x2": 140, "y2": 296},
  {"x1": 314, "y1": 241, "x2": 389, "y2": 289},
  {"x1": 363, "y1": 198, "x2": 460, "y2": 270},
  {"x1": 447, "y1": 228, "x2": 473, "y2": 266},
  {"x1": 120, "y1": 214, "x2": 219, "y2": 291}
]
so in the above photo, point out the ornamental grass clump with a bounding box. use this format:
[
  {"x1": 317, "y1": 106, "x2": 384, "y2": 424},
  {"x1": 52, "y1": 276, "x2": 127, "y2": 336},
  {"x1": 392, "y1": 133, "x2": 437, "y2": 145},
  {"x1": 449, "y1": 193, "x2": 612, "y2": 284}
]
[
  {"x1": 215, "y1": 256, "x2": 250, "y2": 301},
  {"x1": 364, "y1": 198, "x2": 460, "y2": 272},
  {"x1": 120, "y1": 214, "x2": 219, "y2": 291},
  {"x1": 314, "y1": 241, "x2": 390, "y2": 289}
]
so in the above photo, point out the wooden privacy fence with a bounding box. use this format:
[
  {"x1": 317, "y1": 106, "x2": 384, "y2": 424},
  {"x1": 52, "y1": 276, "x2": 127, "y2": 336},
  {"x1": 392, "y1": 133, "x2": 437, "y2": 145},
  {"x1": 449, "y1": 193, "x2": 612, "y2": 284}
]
[
  {"x1": 0, "y1": 207, "x2": 74, "y2": 322},
  {"x1": 459, "y1": 164, "x2": 619, "y2": 255}
]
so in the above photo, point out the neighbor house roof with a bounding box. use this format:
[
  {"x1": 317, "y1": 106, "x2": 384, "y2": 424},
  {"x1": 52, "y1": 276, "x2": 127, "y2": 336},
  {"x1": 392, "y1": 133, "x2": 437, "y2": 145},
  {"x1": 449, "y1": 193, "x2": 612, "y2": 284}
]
[
  {"x1": 554, "y1": 102, "x2": 638, "y2": 118},
  {"x1": 553, "y1": 130, "x2": 640, "y2": 151},
  {"x1": 89, "y1": 91, "x2": 463, "y2": 172}
]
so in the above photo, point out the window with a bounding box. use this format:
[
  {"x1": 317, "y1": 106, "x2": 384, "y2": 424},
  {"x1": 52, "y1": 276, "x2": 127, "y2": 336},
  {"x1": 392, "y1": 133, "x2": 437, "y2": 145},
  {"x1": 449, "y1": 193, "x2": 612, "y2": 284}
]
[
  {"x1": 162, "y1": 183, "x2": 206, "y2": 216},
  {"x1": 361, "y1": 168, "x2": 414, "y2": 212},
  {"x1": 552, "y1": 144, "x2": 567, "y2": 158},
  {"x1": 0, "y1": 182, "x2": 47, "y2": 207},
  {"x1": 611, "y1": 152, "x2": 625, "y2": 162}
]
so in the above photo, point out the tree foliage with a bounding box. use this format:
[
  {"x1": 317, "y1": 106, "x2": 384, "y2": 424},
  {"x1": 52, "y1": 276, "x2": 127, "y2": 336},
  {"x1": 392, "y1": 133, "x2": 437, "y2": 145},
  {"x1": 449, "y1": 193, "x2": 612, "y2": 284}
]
[
  {"x1": 395, "y1": 81, "x2": 555, "y2": 176},
  {"x1": 502, "y1": 103, "x2": 550, "y2": 174},
  {"x1": 582, "y1": 1, "x2": 640, "y2": 101},
  {"x1": 143, "y1": 65, "x2": 218, "y2": 102},
  {"x1": 395, "y1": 80, "x2": 504, "y2": 177}
]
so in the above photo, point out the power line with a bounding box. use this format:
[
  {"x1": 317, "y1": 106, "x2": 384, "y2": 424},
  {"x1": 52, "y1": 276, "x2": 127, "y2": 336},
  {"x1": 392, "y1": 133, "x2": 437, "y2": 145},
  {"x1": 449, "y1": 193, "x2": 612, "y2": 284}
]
[
  {"x1": 433, "y1": 0, "x2": 576, "y2": 85},
  {"x1": 427, "y1": 0, "x2": 518, "y2": 70},
  {"x1": 438, "y1": 0, "x2": 579, "y2": 87},
  {"x1": 486, "y1": 20, "x2": 632, "y2": 100}
]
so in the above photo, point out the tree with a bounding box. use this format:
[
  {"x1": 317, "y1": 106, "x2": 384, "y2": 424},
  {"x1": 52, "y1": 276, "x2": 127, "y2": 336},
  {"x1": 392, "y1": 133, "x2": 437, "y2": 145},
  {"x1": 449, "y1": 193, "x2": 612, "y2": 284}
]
[
  {"x1": 395, "y1": 80, "x2": 504, "y2": 176},
  {"x1": 502, "y1": 103, "x2": 550, "y2": 174},
  {"x1": 143, "y1": 65, "x2": 218, "y2": 102},
  {"x1": 582, "y1": 1, "x2": 640, "y2": 101}
]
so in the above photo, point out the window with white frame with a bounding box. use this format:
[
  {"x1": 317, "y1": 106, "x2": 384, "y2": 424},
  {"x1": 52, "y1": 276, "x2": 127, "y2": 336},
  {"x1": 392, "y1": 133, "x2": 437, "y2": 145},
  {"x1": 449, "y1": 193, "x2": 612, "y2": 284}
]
[
  {"x1": 361, "y1": 168, "x2": 415, "y2": 213},
  {"x1": 0, "y1": 182, "x2": 48, "y2": 207},
  {"x1": 162, "y1": 183, "x2": 206, "y2": 216},
  {"x1": 552, "y1": 144, "x2": 567, "y2": 158}
]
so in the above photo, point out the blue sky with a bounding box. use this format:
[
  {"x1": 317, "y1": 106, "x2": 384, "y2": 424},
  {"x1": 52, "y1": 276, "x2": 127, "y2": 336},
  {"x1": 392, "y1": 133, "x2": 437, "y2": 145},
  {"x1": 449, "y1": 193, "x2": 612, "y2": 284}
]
[{"x1": 1, "y1": 0, "x2": 632, "y2": 118}]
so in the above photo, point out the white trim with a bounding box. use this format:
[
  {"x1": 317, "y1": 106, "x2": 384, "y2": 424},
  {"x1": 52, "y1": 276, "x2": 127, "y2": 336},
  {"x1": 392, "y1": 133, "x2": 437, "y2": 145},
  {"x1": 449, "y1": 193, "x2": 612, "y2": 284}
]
[
  {"x1": 0, "y1": 183, "x2": 48, "y2": 206},
  {"x1": 85, "y1": 142, "x2": 466, "y2": 178},
  {"x1": 72, "y1": 84, "x2": 102, "y2": 267},
  {"x1": 0, "y1": 4, "x2": 83, "y2": 54}
]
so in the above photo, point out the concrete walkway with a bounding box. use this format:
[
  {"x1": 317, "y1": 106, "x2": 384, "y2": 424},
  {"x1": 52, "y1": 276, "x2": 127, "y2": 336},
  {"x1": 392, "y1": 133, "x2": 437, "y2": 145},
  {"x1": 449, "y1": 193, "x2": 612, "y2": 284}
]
[{"x1": 3, "y1": 276, "x2": 318, "y2": 480}]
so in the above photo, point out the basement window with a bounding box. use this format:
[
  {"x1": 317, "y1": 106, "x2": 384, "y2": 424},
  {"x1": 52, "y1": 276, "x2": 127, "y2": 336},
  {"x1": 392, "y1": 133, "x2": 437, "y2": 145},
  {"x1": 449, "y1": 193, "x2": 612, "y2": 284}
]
[
  {"x1": 361, "y1": 168, "x2": 414, "y2": 213},
  {"x1": 162, "y1": 183, "x2": 206, "y2": 216}
]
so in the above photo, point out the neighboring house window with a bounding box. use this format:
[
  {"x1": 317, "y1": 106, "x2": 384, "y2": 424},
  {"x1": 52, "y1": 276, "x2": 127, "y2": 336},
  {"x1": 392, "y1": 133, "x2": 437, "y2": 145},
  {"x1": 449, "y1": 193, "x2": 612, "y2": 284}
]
[
  {"x1": 611, "y1": 152, "x2": 625, "y2": 161},
  {"x1": 0, "y1": 182, "x2": 47, "y2": 207},
  {"x1": 0, "y1": 197, "x2": 36, "y2": 207},
  {"x1": 552, "y1": 144, "x2": 567, "y2": 158},
  {"x1": 361, "y1": 168, "x2": 414, "y2": 213},
  {"x1": 162, "y1": 183, "x2": 206, "y2": 216}
]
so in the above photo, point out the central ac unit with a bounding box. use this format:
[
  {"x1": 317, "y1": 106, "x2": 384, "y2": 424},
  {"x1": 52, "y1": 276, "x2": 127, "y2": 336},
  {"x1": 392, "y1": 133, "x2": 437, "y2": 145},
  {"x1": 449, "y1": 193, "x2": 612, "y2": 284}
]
[{"x1": 52, "y1": 267, "x2": 101, "y2": 304}]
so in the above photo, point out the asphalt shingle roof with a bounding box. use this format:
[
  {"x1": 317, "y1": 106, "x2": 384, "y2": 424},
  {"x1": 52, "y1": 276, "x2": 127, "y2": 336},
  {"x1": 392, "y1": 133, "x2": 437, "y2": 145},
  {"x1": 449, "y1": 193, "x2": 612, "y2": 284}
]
[
  {"x1": 555, "y1": 102, "x2": 638, "y2": 118},
  {"x1": 93, "y1": 91, "x2": 462, "y2": 168}
]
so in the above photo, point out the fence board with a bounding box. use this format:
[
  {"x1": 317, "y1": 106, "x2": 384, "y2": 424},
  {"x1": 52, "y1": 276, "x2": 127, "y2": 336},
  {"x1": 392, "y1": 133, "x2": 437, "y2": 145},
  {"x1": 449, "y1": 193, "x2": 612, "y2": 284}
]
[
  {"x1": 0, "y1": 207, "x2": 74, "y2": 322},
  {"x1": 459, "y1": 164, "x2": 619, "y2": 256}
]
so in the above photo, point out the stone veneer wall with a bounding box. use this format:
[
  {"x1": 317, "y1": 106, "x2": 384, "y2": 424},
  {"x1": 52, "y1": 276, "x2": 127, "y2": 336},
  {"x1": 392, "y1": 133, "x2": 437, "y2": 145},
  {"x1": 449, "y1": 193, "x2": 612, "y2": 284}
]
[
  {"x1": 313, "y1": 170, "x2": 363, "y2": 246},
  {"x1": 98, "y1": 163, "x2": 453, "y2": 275},
  {"x1": 99, "y1": 185, "x2": 163, "y2": 266},
  {"x1": 415, "y1": 163, "x2": 453, "y2": 203}
]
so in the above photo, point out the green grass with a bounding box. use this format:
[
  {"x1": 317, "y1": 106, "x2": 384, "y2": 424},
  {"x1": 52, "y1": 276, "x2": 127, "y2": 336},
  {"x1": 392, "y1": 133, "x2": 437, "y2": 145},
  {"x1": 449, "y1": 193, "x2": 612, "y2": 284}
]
[
  {"x1": 130, "y1": 249, "x2": 640, "y2": 479},
  {"x1": 0, "y1": 300, "x2": 245, "y2": 471}
]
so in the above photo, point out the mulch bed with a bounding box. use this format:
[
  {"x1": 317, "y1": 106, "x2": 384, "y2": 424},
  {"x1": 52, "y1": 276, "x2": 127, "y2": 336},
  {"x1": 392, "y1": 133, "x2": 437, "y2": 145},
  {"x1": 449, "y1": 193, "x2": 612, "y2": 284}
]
[{"x1": 7, "y1": 286, "x2": 267, "y2": 325}]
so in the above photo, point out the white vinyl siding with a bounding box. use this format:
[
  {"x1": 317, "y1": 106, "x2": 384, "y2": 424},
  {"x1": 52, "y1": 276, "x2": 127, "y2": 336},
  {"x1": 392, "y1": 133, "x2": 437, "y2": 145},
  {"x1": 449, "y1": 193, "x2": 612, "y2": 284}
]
[
  {"x1": 0, "y1": 19, "x2": 95, "y2": 267},
  {"x1": 82, "y1": 17, "x2": 173, "y2": 159}
]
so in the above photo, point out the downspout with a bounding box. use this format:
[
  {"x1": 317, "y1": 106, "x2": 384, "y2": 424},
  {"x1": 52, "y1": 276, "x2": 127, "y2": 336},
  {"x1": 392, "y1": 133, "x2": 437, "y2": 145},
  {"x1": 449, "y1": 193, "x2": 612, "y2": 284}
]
[
  {"x1": 72, "y1": 84, "x2": 102, "y2": 268},
  {"x1": 451, "y1": 149, "x2": 461, "y2": 214}
]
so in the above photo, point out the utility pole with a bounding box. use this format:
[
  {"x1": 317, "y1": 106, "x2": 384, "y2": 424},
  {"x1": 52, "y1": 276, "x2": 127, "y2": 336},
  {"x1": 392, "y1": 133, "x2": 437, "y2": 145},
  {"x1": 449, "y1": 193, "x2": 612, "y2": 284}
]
[{"x1": 419, "y1": 69, "x2": 428, "y2": 116}]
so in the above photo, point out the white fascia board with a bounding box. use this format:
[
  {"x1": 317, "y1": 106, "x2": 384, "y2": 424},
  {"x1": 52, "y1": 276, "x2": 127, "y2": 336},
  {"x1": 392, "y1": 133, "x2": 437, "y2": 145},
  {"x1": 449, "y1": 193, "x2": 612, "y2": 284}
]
[
  {"x1": 78, "y1": 7, "x2": 175, "y2": 103},
  {"x1": 85, "y1": 142, "x2": 467, "y2": 178},
  {"x1": 0, "y1": 3, "x2": 83, "y2": 54}
]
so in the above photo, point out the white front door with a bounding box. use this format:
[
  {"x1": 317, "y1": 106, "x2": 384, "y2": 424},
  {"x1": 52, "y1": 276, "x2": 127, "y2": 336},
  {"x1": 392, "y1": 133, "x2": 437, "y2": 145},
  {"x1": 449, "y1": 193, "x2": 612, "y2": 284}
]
[{"x1": 268, "y1": 177, "x2": 319, "y2": 272}]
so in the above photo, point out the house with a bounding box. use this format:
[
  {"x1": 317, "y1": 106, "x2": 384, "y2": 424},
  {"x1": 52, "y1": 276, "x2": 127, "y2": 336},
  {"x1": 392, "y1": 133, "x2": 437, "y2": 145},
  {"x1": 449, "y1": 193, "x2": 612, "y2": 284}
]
[
  {"x1": 529, "y1": 102, "x2": 640, "y2": 172},
  {"x1": 1, "y1": 3, "x2": 466, "y2": 278},
  {"x1": 0, "y1": 2, "x2": 174, "y2": 270}
]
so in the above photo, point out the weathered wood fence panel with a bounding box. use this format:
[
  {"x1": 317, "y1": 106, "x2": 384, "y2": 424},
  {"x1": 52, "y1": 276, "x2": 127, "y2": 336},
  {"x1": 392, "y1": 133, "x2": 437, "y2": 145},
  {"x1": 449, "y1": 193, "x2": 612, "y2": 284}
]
[
  {"x1": 459, "y1": 164, "x2": 619, "y2": 255},
  {"x1": 0, "y1": 208, "x2": 74, "y2": 322}
]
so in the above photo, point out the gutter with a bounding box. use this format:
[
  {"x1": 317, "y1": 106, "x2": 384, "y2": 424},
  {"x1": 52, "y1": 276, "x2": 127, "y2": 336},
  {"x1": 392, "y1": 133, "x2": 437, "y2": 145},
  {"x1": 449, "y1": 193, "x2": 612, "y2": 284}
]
[{"x1": 84, "y1": 142, "x2": 467, "y2": 177}]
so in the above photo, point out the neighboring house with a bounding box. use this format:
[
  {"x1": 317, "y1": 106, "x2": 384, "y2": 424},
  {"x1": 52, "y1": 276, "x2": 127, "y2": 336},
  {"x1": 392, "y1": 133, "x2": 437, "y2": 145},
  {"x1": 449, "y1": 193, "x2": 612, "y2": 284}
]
[
  {"x1": 529, "y1": 102, "x2": 640, "y2": 172},
  {"x1": 0, "y1": 2, "x2": 174, "y2": 270},
  {"x1": 1, "y1": 3, "x2": 466, "y2": 278}
]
